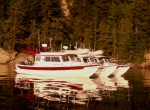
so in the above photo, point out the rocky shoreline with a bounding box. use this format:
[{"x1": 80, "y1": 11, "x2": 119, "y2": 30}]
[
  {"x1": 0, "y1": 48, "x2": 149, "y2": 69},
  {"x1": 0, "y1": 48, "x2": 34, "y2": 65}
]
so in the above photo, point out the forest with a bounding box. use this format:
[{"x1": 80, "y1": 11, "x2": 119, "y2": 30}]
[{"x1": 0, "y1": 0, "x2": 149, "y2": 62}]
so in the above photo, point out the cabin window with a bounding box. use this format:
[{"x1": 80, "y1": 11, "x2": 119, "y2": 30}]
[
  {"x1": 83, "y1": 58, "x2": 88, "y2": 63},
  {"x1": 94, "y1": 58, "x2": 98, "y2": 63},
  {"x1": 99, "y1": 59, "x2": 104, "y2": 64},
  {"x1": 62, "y1": 56, "x2": 70, "y2": 62},
  {"x1": 35, "y1": 56, "x2": 40, "y2": 61},
  {"x1": 90, "y1": 58, "x2": 94, "y2": 62},
  {"x1": 54, "y1": 57, "x2": 61, "y2": 62},
  {"x1": 76, "y1": 57, "x2": 82, "y2": 62},
  {"x1": 44, "y1": 57, "x2": 60, "y2": 62},
  {"x1": 45, "y1": 57, "x2": 52, "y2": 61},
  {"x1": 69, "y1": 55, "x2": 76, "y2": 61}
]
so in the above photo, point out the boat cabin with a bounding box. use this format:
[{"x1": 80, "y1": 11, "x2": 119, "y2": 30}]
[
  {"x1": 93, "y1": 56, "x2": 109, "y2": 63},
  {"x1": 76, "y1": 55, "x2": 97, "y2": 65},
  {"x1": 34, "y1": 52, "x2": 84, "y2": 66},
  {"x1": 93, "y1": 56, "x2": 117, "y2": 66}
]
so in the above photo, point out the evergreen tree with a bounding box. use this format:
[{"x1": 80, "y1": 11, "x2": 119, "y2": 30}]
[
  {"x1": 0, "y1": 0, "x2": 11, "y2": 47},
  {"x1": 39, "y1": 0, "x2": 68, "y2": 51},
  {"x1": 0, "y1": 0, "x2": 27, "y2": 51},
  {"x1": 0, "y1": 0, "x2": 149, "y2": 62},
  {"x1": 131, "y1": 0, "x2": 150, "y2": 61},
  {"x1": 24, "y1": 0, "x2": 42, "y2": 49}
]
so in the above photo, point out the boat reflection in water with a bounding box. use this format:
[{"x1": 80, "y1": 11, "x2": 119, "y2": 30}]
[
  {"x1": 14, "y1": 73, "x2": 129, "y2": 109},
  {"x1": 92, "y1": 75, "x2": 129, "y2": 91}
]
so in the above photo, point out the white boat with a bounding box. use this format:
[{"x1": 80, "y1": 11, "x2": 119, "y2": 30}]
[
  {"x1": 112, "y1": 64, "x2": 131, "y2": 76},
  {"x1": 77, "y1": 55, "x2": 117, "y2": 77},
  {"x1": 64, "y1": 49, "x2": 130, "y2": 77},
  {"x1": 110, "y1": 59, "x2": 131, "y2": 76},
  {"x1": 92, "y1": 55, "x2": 131, "y2": 76},
  {"x1": 15, "y1": 52, "x2": 99, "y2": 78},
  {"x1": 92, "y1": 55, "x2": 118, "y2": 76}
]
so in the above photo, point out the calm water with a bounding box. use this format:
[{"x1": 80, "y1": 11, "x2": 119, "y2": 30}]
[{"x1": 0, "y1": 64, "x2": 150, "y2": 110}]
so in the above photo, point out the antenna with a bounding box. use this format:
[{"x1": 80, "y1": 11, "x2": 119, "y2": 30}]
[
  {"x1": 60, "y1": 44, "x2": 62, "y2": 51},
  {"x1": 50, "y1": 38, "x2": 52, "y2": 48},
  {"x1": 37, "y1": 30, "x2": 41, "y2": 53},
  {"x1": 38, "y1": 30, "x2": 40, "y2": 48}
]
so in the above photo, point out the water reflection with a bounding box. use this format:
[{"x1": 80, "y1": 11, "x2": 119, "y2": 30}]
[
  {"x1": 0, "y1": 64, "x2": 15, "y2": 79},
  {"x1": 0, "y1": 64, "x2": 15, "y2": 110},
  {"x1": 1, "y1": 64, "x2": 150, "y2": 110},
  {"x1": 14, "y1": 73, "x2": 130, "y2": 109}
]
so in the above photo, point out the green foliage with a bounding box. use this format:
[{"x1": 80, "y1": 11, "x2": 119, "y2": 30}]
[
  {"x1": 0, "y1": 0, "x2": 28, "y2": 50},
  {"x1": 0, "y1": 0, "x2": 149, "y2": 62}
]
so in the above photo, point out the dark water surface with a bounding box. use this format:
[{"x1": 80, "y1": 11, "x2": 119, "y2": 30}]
[{"x1": 0, "y1": 64, "x2": 150, "y2": 110}]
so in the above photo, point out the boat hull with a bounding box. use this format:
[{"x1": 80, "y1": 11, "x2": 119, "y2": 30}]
[
  {"x1": 15, "y1": 64, "x2": 99, "y2": 78},
  {"x1": 112, "y1": 65, "x2": 130, "y2": 76},
  {"x1": 95, "y1": 65, "x2": 117, "y2": 77}
]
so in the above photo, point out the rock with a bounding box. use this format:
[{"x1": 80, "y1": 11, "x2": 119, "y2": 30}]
[
  {"x1": 8, "y1": 50, "x2": 18, "y2": 63},
  {"x1": 144, "y1": 53, "x2": 150, "y2": 60},
  {"x1": 13, "y1": 53, "x2": 34, "y2": 64},
  {"x1": 0, "y1": 48, "x2": 10, "y2": 63},
  {"x1": 141, "y1": 62, "x2": 146, "y2": 68},
  {"x1": 143, "y1": 53, "x2": 150, "y2": 68},
  {"x1": 141, "y1": 60, "x2": 150, "y2": 68},
  {"x1": 130, "y1": 63, "x2": 140, "y2": 68}
]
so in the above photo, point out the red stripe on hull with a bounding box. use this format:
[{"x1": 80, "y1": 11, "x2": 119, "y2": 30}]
[
  {"x1": 116, "y1": 65, "x2": 130, "y2": 69},
  {"x1": 18, "y1": 65, "x2": 85, "y2": 70}
]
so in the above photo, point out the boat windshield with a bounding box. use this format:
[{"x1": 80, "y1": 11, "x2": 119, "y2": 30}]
[
  {"x1": 69, "y1": 55, "x2": 77, "y2": 61},
  {"x1": 83, "y1": 57, "x2": 95, "y2": 63},
  {"x1": 75, "y1": 57, "x2": 82, "y2": 62}
]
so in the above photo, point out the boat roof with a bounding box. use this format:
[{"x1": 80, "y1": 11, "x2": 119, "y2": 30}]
[
  {"x1": 93, "y1": 55, "x2": 109, "y2": 58},
  {"x1": 77, "y1": 54, "x2": 109, "y2": 58},
  {"x1": 77, "y1": 54, "x2": 94, "y2": 58},
  {"x1": 36, "y1": 52, "x2": 77, "y2": 56}
]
